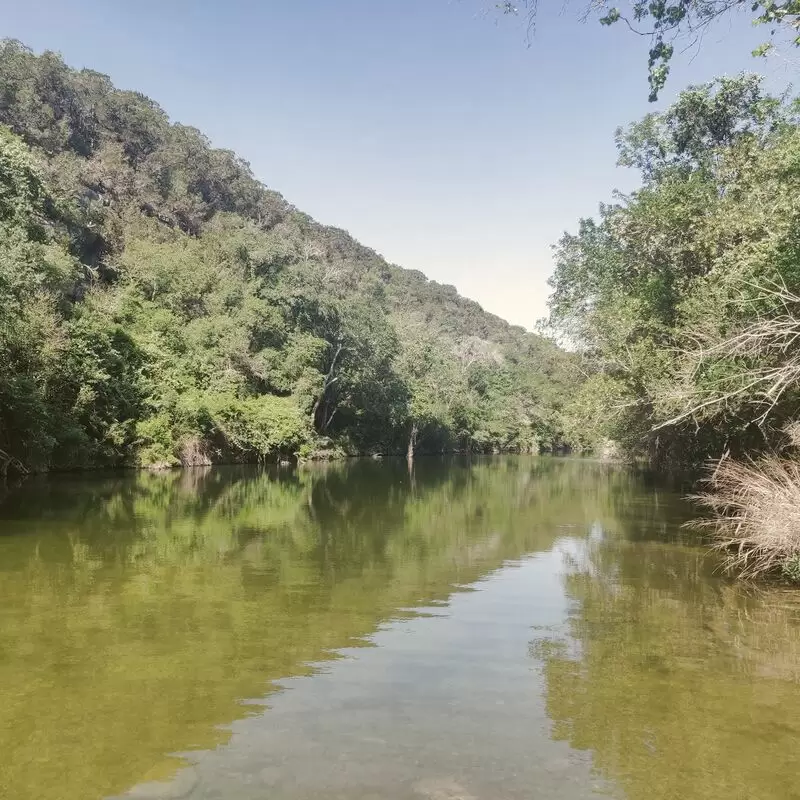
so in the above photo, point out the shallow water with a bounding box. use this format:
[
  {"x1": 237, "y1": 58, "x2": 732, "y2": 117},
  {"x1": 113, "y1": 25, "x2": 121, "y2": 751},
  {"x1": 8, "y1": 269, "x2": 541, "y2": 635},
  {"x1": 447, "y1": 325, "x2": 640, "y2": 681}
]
[{"x1": 1, "y1": 457, "x2": 800, "y2": 799}]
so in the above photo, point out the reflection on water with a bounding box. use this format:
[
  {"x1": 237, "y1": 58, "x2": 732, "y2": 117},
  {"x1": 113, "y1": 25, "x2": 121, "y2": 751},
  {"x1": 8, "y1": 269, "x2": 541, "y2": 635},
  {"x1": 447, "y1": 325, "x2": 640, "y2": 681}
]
[
  {"x1": 536, "y1": 533, "x2": 800, "y2": 800},
  {"x1": 1, "y1": 458, "x2": 799, "y2": 799}
]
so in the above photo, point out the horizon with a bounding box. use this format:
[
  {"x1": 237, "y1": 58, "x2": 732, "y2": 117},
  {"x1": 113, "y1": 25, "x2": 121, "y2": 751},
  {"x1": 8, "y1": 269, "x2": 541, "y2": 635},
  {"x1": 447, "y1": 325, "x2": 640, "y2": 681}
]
[{"x1": 2, "y1": 0, "x2": 793, "y2": 329}]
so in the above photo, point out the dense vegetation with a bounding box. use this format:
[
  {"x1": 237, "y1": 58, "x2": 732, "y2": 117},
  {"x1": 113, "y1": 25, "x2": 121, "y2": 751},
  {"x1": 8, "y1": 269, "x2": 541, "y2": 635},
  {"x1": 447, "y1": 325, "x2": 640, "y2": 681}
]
[
  {"x1": 548, "y1": 74, "x2": 800, "y2": 574},
  {"x1": 550, "y1": 74, "x2": 800, "y2": 466},
  {"x1": 0, "y1": 40, "x2": 576, "y2": 474}
]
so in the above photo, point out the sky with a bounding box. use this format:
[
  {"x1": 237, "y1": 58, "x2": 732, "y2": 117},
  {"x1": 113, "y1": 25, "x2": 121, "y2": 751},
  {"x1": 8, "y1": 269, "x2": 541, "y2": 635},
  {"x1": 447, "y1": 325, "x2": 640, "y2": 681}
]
[{"x1": 1, "y1": 0, "x2": 795, "y2": 328}]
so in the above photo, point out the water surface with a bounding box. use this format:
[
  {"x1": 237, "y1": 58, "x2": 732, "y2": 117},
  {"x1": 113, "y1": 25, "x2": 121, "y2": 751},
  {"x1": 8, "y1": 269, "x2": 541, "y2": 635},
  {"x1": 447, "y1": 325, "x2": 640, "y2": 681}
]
[{"x1": 1, "y1": 458, "x2": 799, "y2": 799}]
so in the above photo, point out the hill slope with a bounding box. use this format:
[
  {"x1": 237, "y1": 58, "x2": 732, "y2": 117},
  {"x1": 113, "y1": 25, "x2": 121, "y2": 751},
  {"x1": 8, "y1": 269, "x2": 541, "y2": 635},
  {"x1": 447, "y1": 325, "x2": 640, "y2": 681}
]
[{"x1": 0, "y1": 40, "x2": 576, "y2": 472}]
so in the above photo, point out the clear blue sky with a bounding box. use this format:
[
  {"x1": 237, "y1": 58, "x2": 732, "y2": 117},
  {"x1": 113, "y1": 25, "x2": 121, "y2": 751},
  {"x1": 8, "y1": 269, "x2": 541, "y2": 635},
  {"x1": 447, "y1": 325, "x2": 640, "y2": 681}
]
[{"x1": 1, "y1": 0, "x2": 793, "y2": 327}]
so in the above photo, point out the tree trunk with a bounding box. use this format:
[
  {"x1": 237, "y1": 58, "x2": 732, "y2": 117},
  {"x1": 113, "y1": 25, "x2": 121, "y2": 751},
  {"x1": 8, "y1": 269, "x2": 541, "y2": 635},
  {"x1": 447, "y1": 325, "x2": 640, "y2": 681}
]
[
  {"x1": 310, "y1": 343, "x2": 343, "y2": 432},
  {"x1": 407, "y1": 422, "x2": 418, "y2": 462},
  {"x1": 309, "y1": 397, "x2": 321, "y2": 429},
  {"x1": 323, "y1": 407, "x2": 338, "y2": 433},
  {"x1": 0, "y1": 447, "x2": 29, "y2": 481}
]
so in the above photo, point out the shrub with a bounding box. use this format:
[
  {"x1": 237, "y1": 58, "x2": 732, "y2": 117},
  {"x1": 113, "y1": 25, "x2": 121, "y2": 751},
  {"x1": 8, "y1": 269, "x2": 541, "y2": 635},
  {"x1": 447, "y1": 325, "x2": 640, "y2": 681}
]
[
  {"x1": 204, "y1": 394, "x2": 308, "y2": 459},
  {"x1": 695, "y1": 455, "x2": 800, "y2": 579},
  {"x1": 136, "y1": 413, "x2": 179, "y2": 469},
  {"x1": 781, "y1": 554, "x2": 800, "y2": 584}
]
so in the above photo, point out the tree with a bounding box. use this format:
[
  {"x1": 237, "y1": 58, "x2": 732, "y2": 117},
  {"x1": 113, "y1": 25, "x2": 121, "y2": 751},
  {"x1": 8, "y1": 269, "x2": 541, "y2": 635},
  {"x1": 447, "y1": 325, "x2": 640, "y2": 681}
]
[
  {"x1": 548, "y1": 75, "x2": 800, "y2": 468},
  {"x1": 395, "y1": 324, "x2": 466, "y2": 459},
  {"x1": 0, "y1": 126, "x2": 77, "y2": 471}
]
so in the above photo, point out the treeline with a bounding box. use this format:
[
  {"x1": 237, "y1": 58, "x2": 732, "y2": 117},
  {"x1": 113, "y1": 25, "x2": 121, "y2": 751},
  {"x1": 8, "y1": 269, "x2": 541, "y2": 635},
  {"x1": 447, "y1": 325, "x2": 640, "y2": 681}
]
[
  {"x1": 549, "y1": 74, "x2": 800, "y2": 576},
  {"x1": 551, "y1": 74, "x2": 800, "y2": 467},
  {"x1": 0, "y1": 40, "x2": 576, "y2": 474}
]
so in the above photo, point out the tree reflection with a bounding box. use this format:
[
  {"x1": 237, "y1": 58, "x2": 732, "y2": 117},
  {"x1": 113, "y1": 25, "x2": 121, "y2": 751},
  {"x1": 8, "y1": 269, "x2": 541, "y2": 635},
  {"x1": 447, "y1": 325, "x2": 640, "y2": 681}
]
[{"x1": 536, "y1": 532, "x2": 800, "y2": 800}]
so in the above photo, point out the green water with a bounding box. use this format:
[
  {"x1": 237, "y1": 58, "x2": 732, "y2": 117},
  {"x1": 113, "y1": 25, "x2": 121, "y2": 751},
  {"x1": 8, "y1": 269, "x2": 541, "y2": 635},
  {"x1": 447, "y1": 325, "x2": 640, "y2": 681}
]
[{"x1": 1, "y1": 458, "x2": 800, "y2": 800}]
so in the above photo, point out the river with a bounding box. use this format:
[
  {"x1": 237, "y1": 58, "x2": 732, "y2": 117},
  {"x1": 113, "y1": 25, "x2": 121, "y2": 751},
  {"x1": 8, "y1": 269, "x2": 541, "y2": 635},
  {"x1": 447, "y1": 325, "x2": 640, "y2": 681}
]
[{"x1": 1, "y1": 457, "x2": 799, "y2": 799}]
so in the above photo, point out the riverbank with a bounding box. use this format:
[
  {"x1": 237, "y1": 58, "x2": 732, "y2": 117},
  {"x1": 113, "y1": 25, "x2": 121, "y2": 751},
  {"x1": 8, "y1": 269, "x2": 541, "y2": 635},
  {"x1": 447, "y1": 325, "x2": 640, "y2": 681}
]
[{"x1": 0, "y1": 440, "x2": 555, "y2": 480}]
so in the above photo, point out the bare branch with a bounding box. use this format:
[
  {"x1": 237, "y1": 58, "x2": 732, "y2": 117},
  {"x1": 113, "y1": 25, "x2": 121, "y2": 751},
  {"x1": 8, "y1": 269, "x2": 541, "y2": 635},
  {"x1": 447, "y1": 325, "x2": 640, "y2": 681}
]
[{"x1": 656, "y1": 281, "x2": 800, "y2": 431}]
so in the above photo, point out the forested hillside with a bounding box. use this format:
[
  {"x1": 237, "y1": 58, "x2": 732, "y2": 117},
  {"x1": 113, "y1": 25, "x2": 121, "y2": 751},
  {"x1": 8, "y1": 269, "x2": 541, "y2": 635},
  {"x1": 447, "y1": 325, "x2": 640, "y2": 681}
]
[{"x1": 0, "y1": 40, "x2": 575, "y2": 474}]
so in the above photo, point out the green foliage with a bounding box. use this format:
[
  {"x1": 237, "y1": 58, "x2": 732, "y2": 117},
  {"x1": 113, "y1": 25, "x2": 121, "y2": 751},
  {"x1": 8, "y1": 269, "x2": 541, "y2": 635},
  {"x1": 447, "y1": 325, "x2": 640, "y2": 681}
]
[
  {"x1": 0, "y1": 40, "x2": 576, "y2": 473},
  {"x1": 781, "y1": 554, "x2": 800, "y2": 583},
  {"x1": 619, "y1": 0, "x2": 800, "y2": 100},
  {"x1": 0, "y1": 124, "x2": 46, "y2": 232},
  {"x1": 135, "y1": 413, "x2": 178, "y2": 468},
  {"x1": 601, "y1": 1, "x2": 800, "y2": 100},
  {"x1": 560, "y1": 374, "x2": 633, "y2": 453},
  {"x1": 202, "y1": 394, "x2": 309, "y2": 458},
  {"x1": 504, "y1": 1, "x2": 800, "y2": 100},
  {"x1": 548, "y1": 75, "x2": 800, "y2": 470}
]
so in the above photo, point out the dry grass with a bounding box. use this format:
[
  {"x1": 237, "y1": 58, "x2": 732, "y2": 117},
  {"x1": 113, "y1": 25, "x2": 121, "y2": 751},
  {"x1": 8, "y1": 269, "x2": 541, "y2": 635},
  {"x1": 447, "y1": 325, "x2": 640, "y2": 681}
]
[
  {"x1": 178, "y1": 436, "x2": 213, "y2": 467},
  {"x1": 694, "y1": 454, "x2": 800, "y2": 579}
]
